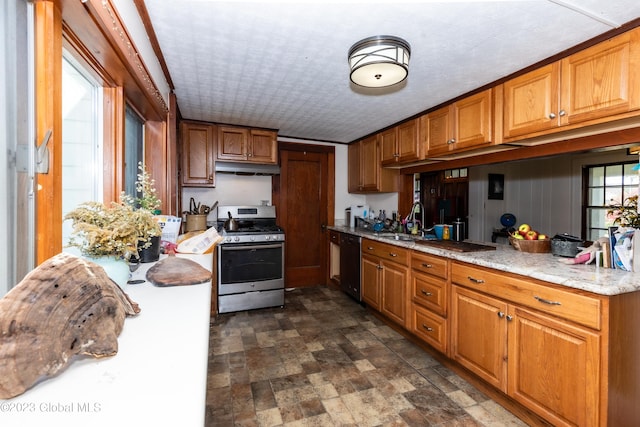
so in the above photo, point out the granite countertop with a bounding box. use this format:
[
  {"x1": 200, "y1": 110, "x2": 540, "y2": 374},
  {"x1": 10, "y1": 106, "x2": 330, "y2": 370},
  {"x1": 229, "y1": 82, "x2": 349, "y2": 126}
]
[{"x1": 330, "y1": 226, "x2": 640, "y2": 296}]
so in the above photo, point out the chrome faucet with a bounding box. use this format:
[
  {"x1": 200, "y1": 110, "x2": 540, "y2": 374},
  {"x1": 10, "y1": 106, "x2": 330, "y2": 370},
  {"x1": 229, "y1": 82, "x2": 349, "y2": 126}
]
[{"x1": 407, "y1": 201, "x2": 425, "y2": 234}]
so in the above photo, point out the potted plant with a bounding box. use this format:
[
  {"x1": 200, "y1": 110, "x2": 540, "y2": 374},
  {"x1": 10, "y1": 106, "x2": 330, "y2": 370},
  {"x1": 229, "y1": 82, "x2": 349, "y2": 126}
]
[
  {"x1": 607, "y1": 195, "x2": 640, "y2": 228},
  {"x1": 64, "y1": 200, "x2": 162, "y2": 286},
  {"x1": 120, "y1": 162, "x2": 163, "y2": 262}
]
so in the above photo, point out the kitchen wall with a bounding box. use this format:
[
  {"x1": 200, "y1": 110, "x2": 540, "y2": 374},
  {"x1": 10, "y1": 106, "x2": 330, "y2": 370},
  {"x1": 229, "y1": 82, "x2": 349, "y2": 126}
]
[
  {"x1": 468, "y1": 148, "x2": 636, "y2": 243},
  {"x1": 180, "y1": 140, "x2": 377, "y2": 225}
]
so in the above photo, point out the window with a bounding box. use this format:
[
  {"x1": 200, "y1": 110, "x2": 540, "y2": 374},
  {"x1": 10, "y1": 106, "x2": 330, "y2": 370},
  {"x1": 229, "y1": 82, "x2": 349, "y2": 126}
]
[
  {"x1": 61, "y1": 54, "x2": 103, "y2": 250},
  {"x1": 124, "y1": 105, "x2": 144, "y2": 200},
  {"x1": 583, "y1": 162, "x2": 639, "y2": 241}
]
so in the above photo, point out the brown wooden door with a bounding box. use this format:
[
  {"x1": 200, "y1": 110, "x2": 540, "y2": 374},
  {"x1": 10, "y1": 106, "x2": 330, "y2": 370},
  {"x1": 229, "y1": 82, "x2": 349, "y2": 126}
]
[
  {"x1": 275, "y1": 144, "x2": 334, "y2": 287},
  {"x1": 451, "y1": 285, "x2": 508, "y2": 392},
  {"x1": 217, "y1": 125, "x2": 248, "y2": 161},
  {"x1": 561, "y1": 28, "x2": 640, "y2": 125},
  {"x1": 361, "y1": 254, "x2": 381, "y2": 310},
  {"x1": 381, "y1": 261, "x2": 409, "y2": 327},
  {"x1": 248, "y1": 129, "x2": 278, "y2": 164},
  {"x1": 503, "y1": 63, "x2": 560, "y2": 139},
  {"x1": 508, "y1": 305, "x2": 601, "y2": 427},
  {"x1": 181, "y1": 122, "x2": 215, "y2": 187}
]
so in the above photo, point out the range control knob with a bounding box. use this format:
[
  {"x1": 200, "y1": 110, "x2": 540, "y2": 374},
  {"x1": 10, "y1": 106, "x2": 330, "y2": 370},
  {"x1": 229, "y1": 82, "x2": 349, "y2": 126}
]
[
  {"x1": 234, "y1": 236, "x2": 240, "y2": 242},
  {"x1": 265, "y1": 235, "x2": 272, "y2": 241},
  {"x1": 250, "y1": 236, "x2": 256, "y2": 241}
]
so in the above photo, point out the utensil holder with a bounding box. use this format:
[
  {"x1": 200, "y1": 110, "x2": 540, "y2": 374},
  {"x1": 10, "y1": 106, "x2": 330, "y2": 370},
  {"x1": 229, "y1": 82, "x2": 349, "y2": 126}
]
[{"x1": 185, "y1": 214, "x2": 207, "y2": 232}]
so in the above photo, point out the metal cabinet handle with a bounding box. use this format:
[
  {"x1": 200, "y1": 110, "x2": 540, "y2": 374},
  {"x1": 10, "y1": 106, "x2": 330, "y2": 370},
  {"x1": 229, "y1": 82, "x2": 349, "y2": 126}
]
[
  {"x1": 376, "y1": 265, "x2": 383, "y2": 270},
  {"x1": 534, "y1": 295, "x2": 562, "y2": 306},
  {"x1": 506, "y1": 315, "x2": 513, "y2": 321},
  {"x1": 421, "y1": 263, "x2": 433, "y2": 268},
  {"x1": 497, "y1": 311, "x2": 505, "y2": 318},
  {"x1": 559, "y1": 109, "x2": 566, "y2": 116},
  {"x1": 422, "y1": 324, "x2": 434, "y2": 332},
  {"x1": 467, "y1": 276, "x2": 485, "y2": 284},
  {"x1": 421, "y1": 289, "x2": 433, "y2": 296},
  {"x1": 389, "y1": 253, "x2": 398, "y2": 257},
  {"x1": 549, "y1": 112, "x2": 556, "y2": 119},
  {"x1": 367, "y1": 246, "x2": 374, "y2": 250},
  {"x1": 447, "y1": 138, "x2": 456, "y2": 144}
]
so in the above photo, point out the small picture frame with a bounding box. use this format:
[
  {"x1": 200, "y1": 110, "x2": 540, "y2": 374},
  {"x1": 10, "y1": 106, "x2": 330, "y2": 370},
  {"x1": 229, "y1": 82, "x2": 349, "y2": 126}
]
[{"x1": 488, "y1": 173, "x2": 504, "y2": 200}]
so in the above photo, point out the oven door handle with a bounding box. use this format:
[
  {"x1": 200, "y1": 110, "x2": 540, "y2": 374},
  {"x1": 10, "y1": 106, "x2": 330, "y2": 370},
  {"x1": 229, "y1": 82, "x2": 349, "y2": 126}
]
[{"x1": 221, "y1": 243, "x2": 283, "y2": 251}]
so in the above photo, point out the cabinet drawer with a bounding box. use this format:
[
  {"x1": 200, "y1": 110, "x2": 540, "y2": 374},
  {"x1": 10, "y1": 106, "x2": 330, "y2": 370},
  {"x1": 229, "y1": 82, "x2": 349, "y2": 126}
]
[
  {"x1": 362, "y1": 239, "x2": 409, "y2": 266},
  {"x1": 451, "y1": 262, "x2": 602, "y2": 330},
  {"x1": 329, "y1": 230, "x2": 341, "y2": 245},
  {"x1": 412, "y1": 304, "x2": 447, "y2": 354},
  {"x1": 412, "y1": 271, "x2": 447, "y2": 316},
  {"x1": 411, "y1": 252, "x2": 448, "y2": 279}
]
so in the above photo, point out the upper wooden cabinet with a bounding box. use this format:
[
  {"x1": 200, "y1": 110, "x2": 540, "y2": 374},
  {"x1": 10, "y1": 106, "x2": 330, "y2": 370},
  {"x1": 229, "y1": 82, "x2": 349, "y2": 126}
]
[
  {"x1": 504, "y1": 28, "x2": 640, "y2": 140},
  {"x1": 181, "y1": 121, "x2": 216, "y2": 187},
  {"x1": 348, "y1": 135, "x2": 398, "y2": 193},
  {"x1": 425, "y1": 88, "x2": 494, "y2": 157},
  {"x1": 217, "y1": 125, "x2": 278, "y2": 164},
  {"x1": 380, "y1": 118, "x2": 422, "y2": 165}
]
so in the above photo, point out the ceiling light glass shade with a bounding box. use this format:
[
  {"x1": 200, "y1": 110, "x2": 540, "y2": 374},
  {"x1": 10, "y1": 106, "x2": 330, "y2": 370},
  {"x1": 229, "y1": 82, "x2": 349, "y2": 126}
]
[{"x1": 348, "y1": 35, "x2": 411, "y2": 88}]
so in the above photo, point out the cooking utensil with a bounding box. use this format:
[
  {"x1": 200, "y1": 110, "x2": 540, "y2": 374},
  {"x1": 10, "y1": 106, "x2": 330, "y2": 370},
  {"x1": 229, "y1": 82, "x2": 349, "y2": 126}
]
[
  {"x1": 189, "y1": 197, "x2": 201, "y2": 215},
  {"x1": 224, "y1": 211, "x2": 239, "y2": 231}
]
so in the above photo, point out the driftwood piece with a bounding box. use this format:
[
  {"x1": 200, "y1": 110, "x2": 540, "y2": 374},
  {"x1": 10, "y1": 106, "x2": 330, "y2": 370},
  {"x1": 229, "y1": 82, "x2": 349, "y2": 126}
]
[
  {"x1": 146, "y1": 256, "x2": 211, "y2": 287},
  {"x1": 0, "y1": 253, "x2": 140, "y2": 399}
]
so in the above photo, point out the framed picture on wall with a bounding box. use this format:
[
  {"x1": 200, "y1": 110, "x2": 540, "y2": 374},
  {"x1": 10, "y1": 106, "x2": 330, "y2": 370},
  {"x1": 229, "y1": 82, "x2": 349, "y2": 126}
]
[{"x1": 488, "y1": 174, "x2": 504, "y2": 200}]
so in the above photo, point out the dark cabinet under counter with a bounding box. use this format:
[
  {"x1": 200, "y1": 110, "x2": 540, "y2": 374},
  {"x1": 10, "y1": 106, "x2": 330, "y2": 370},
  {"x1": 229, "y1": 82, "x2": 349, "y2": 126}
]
[{"x1": 340, "y1": 233, "x2": 361, "y2": 301}]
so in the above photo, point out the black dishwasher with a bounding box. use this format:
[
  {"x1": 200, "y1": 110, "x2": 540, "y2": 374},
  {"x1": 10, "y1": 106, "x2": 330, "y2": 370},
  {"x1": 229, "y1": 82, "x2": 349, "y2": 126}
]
[{"x1": 340, "y1": 233, "x2": 361, "y2": 301}]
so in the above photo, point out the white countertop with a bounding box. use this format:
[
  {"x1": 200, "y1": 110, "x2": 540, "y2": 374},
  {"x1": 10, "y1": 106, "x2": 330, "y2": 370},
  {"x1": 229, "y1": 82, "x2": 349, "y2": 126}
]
[
  {"x1": 0, "y1": 253, "x2": 213, "y2": 427},
  {"x1": 331, "y1": 226, "x2": 640, "y2": 296}
]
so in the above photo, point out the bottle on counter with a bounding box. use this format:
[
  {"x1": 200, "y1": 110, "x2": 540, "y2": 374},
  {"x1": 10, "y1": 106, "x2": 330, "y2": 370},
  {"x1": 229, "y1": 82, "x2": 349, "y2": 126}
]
[{"x1": 442, "y1": 225, "x2": 451, "y2": 240}]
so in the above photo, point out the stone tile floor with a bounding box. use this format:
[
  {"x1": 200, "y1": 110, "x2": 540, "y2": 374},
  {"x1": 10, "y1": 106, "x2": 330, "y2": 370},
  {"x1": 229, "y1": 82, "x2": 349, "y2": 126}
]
[{"x1": 205, "y1": 286, "x2": 528, "y2": 426}]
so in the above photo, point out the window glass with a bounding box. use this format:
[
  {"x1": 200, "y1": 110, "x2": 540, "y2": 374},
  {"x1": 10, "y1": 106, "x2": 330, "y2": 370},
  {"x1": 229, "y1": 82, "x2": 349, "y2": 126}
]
[
  {"x1": 62, "y1": 54, "x2": 102, "y2": 250},
  {"x1": 124, "y1": 105, "x2": 144, "y2": 200},
  {"x1": 584, "y1": 161, "x2": 638, "y2": 239}
]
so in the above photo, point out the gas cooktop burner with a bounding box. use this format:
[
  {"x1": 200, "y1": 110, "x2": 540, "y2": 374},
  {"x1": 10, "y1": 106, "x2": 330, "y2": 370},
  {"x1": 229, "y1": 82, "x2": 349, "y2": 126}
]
[
  {"x1": 216, "y1": 205, "x2": 285, "y2": 244},
  {"x1": 223, "y1": 225, "x2": 283, "y2": 234}
]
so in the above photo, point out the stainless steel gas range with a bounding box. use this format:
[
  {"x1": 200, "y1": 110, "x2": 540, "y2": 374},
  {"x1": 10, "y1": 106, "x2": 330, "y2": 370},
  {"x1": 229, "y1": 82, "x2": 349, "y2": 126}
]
[{"x1": 215, "y1": 205, "x2": 285, "y2": 314}]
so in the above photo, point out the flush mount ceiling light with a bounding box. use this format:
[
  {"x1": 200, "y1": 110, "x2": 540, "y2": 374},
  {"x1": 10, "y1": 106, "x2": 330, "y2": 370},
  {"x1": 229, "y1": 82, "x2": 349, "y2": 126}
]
[{"x1": 348, "y1": 35, "x2": 411, "y2": 88}]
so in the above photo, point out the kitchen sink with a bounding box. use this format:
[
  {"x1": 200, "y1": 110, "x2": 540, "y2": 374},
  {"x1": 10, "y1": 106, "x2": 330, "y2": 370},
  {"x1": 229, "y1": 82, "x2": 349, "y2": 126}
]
[{"x1": 378, "y1": 234, "x2": 415, "y2": 241}]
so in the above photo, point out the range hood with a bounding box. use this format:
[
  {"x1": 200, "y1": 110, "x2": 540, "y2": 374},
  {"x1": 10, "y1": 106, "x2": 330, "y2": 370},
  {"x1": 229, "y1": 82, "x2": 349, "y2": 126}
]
[{"x1": 215, "y1": 161, "x2": 281, "y2": 175}]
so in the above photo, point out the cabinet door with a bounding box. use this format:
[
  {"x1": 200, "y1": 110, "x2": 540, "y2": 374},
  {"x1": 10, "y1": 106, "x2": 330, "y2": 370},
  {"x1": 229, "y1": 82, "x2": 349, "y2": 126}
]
[
  {"x1": 181, "y1": 122, "x2": 215, "y2": 187},
  {"x1": 248, "y1": 129, "x2": 278, "y2": 164},
  {"x1": 508, "y1": 306, "x2": 601, "y2": 427},
  {"x1": 503, "y1": 63, "x2": 560, "y2": 139},
  {"x1": 397, "y1": 118, "x2": 421, "y2": 163},
  {"x1": 360, "y1": 135, "x2": 380, "y2": 191},
  {"x1": 454, "y1": 88, "x2": 492, "y2": 149},
  {"x1": 381, "y1": 261, "x2": 409, "y2": 327},
  {"x1": 425, "y1": 105, "x2": 451, "y2": 155},
  {"x1": 561, "y1": 28, "x2": 640, "y2": 126},
  {"x1": 451, "y1": 285, "x2": 508, "y2": 392},
  {"x1": 217, "y1": 126, "x2": 248, "y2": 161},
  {"x1": 347, "y1": 142, "x2": 362, "y2": 192},
  {"x1": 361, "y1": 255, "x2": 381, "y2": 310},
  {"x1": 379, "y1": 127, "x2": 398, "y2": 165}
]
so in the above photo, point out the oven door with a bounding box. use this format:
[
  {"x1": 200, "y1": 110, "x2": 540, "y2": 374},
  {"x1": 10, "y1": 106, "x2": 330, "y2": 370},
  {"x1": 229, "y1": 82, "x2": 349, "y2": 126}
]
[{"x1": 218, "y1": 242, "x2": 284, "y2": 295}]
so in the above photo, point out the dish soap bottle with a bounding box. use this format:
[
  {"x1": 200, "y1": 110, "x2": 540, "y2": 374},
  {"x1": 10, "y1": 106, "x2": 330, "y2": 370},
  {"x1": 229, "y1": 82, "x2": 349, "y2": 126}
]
[{"x1": 442, "y1": 225, "x2": 450, "y2": 240}]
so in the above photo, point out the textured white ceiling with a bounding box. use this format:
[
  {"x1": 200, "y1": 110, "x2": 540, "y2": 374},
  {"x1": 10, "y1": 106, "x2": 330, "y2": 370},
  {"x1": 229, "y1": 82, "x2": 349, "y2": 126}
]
[{"x1": 144, "y1": 0, "x2": 640, "y2": 143}]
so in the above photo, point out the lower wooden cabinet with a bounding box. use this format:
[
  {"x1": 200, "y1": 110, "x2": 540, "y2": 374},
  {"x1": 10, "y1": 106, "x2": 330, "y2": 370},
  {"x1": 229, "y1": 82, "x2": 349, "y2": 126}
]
[
  {"x1": 353, "y1": 234, "x2": 640, "y2": 427},
  {"x1": 451, "y1": 261, "x2": 603, "y2": 427},
  {"x1": 361, "y1": 239, "x2": 409, "y2": 327},
  {"x1": 508, "y1": 305, "x2": 601, "y2": 427}
]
